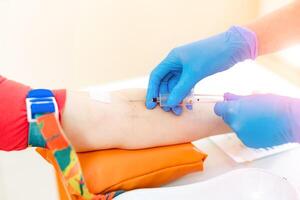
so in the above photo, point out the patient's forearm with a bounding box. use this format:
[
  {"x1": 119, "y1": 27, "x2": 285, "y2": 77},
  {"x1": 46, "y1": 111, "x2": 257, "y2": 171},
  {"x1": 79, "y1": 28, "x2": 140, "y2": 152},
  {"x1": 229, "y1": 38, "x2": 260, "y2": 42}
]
[
  {"x1": 62, "y1": 89, "x2": 231, "y2": 152},
  {"x1": 119, "y1": 90, "x2": 231, "y2": 149}
]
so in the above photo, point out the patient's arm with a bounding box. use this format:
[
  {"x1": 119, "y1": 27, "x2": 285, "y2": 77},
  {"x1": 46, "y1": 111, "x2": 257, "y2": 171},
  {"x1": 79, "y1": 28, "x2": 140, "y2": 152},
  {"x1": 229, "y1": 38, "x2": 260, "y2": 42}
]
[{"x1": 61, "y1": 89, "x2": 231, "y2": 152}]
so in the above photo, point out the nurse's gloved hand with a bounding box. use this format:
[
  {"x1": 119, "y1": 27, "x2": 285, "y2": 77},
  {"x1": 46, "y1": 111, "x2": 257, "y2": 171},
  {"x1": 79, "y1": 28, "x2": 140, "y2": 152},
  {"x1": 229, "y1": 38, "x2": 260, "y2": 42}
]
[
  {"x1": 146, "y1": 26, "x2": 257, "y2": 115},
  {"x1": 214, "y1": 93, "x2": 300, "y2": 148}
]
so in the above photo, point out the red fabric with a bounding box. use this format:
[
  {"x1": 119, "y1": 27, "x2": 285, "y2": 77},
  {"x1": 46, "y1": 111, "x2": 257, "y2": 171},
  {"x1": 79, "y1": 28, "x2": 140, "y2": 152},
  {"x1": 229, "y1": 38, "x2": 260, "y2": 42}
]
[{"x1": 0, "y1": 76, "x2": 66, "y2": 151}]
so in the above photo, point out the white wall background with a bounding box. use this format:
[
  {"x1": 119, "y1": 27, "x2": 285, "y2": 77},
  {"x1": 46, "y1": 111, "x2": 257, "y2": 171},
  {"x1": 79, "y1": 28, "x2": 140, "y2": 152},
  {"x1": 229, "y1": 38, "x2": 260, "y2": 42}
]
[
  {"x1": 0, "y1": 0, "x2": 258, "y2": 89},
  {"x1": 0, "y1": 0, "x2": 259, "y2": 200}
]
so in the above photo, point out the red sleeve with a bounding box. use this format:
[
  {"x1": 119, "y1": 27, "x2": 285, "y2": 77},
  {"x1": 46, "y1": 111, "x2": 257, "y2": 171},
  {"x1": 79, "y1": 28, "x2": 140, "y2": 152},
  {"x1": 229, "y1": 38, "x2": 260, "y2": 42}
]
[{"x1": 0, "y1": 76, "x2": 66, "y2": 151}]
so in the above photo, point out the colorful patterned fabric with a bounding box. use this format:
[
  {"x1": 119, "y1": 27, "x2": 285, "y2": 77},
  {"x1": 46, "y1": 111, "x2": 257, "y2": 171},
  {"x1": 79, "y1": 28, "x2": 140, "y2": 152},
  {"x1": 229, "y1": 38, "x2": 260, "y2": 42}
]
[{"x1": 29, "y1": 113, "x2": 123, "y2": 200}]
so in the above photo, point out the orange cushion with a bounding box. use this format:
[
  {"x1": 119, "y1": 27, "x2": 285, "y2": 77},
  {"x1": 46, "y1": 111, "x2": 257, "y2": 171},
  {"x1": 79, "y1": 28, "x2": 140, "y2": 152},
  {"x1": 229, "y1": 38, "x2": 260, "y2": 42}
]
[{"x1": 37, "y1": 143, "x2": 207, "y2": 196}]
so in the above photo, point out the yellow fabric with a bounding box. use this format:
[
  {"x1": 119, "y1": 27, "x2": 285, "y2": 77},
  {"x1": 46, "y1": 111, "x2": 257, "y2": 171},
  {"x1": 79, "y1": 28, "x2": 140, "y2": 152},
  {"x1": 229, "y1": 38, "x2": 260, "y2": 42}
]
[{"x1": 36, "y1": 143, "x2": 207, "y2": 199}]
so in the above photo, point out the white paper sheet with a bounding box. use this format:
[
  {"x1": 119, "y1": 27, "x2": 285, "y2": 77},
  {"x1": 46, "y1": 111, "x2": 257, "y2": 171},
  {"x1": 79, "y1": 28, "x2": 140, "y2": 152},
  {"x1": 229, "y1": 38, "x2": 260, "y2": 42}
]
[{"x1": 210, "y1": 133, "x2": 300, "y2": 163}]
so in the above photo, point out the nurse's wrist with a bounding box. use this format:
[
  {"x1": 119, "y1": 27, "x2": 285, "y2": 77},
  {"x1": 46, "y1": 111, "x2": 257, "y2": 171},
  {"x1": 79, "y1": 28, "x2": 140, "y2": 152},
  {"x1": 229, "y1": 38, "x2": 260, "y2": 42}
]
[{"x1": 227, "y1": 25, "x2": 258, "y2": 61}]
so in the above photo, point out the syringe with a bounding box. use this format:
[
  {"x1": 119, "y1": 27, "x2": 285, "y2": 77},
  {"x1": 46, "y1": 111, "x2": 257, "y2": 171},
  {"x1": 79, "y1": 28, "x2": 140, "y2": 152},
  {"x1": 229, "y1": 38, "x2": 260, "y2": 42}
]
[{"x1": 152, "y1": 93, "x2": 224, "y2": 108}]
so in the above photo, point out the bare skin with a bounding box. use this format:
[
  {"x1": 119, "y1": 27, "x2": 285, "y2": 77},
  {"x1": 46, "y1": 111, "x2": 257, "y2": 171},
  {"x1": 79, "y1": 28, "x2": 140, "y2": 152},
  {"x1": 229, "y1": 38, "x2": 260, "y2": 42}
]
[
  {"x1": 61, "y1": 89, "x2": 231, "y2": 152},
  {"x1": 246, "y1": 0, "x2": 300, "y2": 55}
]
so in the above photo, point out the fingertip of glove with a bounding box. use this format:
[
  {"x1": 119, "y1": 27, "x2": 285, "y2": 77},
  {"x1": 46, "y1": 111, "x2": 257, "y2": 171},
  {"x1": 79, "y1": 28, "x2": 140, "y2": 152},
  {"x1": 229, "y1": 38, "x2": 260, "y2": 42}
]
[
  {"x1": 145, "y1": 101, "x2": 157, "y2": 110},
  {"x1": 214, "y1": 102, "x2": 225, "y2": 117},
  {"x1": 172, "y1": 106, "x2": 183, "y2": 116},
  {"x1": 185, "y1": 104, "x2": 193, "y2": 110},
  {"x1": 162, "y1": 106, "x2": 171, "y2": 112}
]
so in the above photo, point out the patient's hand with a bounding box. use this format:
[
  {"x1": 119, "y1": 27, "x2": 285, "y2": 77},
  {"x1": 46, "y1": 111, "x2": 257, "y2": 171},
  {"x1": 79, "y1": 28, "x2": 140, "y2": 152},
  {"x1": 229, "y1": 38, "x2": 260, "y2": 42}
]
[{"x1": 61, "y1": 89, "x2": 230, "y2": 152}]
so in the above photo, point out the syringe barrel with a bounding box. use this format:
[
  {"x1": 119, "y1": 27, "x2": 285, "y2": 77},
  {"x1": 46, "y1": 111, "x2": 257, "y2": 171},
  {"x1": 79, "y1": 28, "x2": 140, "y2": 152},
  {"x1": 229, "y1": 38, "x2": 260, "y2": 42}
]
[{"x1": 158, "y1": 93, "x2": 223, "y2": 107}]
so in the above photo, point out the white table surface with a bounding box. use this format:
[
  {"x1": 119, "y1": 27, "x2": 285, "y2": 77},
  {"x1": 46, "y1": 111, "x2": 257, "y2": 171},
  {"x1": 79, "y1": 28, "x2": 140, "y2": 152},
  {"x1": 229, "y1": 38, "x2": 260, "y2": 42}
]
[{"x1": 87, "y1": 60, "x2": 300, "y2": 192}]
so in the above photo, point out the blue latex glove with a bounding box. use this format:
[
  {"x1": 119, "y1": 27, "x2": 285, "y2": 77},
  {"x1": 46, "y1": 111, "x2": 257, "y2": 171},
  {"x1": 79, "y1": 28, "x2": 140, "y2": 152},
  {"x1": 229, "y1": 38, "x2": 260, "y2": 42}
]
[
  {"x1": 146, "y1": 26, "x2": 257, "y2": 115},
  {"x1": 214, "y1": 93, "x2": 300, "y2": 148}
]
